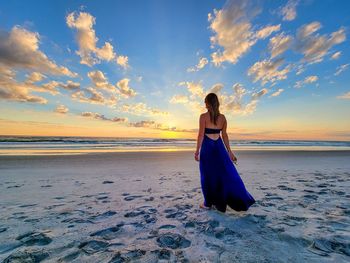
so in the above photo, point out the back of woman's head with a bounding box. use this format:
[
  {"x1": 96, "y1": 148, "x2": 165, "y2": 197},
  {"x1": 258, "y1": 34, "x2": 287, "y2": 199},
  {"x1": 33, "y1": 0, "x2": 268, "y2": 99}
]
[{"x1": 205, "y1": 93, "x2": 220, "y2": 125}]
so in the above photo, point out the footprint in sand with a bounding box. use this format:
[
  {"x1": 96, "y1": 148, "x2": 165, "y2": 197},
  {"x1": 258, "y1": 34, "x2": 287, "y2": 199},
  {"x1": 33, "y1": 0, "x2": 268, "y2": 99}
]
[
  {"x1": 88, "y1": 210, "x2": 117, "y2": 221},
  {"x1": 150, "y1": 249, "x2": 173, "y2": 260},
  {"x1": 156, "y1": 233, "x2": 191, "y2": 249},
  {"x1": 158, "y1": 224, "x2": 177, "y2": 230},
  {"x1": 16, "y1": 231, "x2": 52, "y2": 246},
  {"x1": 213, "y1": 227, "x2": 237, "y2": 239},
  {"x1": 303, "y1": 194, "x2": 318, "y2": 200},
  {"x1": 109, "y1": 249, "x2": 146, "y2": 262},
  {"x1": 205, "y1": 241, "x2": 225, "y2": 254},
  {"x1": 24, "y1": 218, "x2": 40, "y2": 223},
  {"x1": 277, "y1": 185, "x2": 296, "y2": 192},
  {"x1": 183, "y1": 219, "x2": 220, "y2": 236},
  {"x1": 160, "y1": 195, "x2": 174, "y2": 199},
  {"x1": 61, "y1": 217, "x2": 94, "y2": 224},
  {"x1": 18, "y1": 204, "x2": 37, "y2": 208},
  {"x1": 164, "y1": 208, "x2": 187, "y2": 221},
  {"x1": 78, "y1": 240, "x2": 110, "y2": 254},
  {"x1": 124, "y1": 206, "x2": 158, "y2": 224},
  {"x1": 59, "y1": 250, "x2": 80, "y2": 261},
  {"x1": 41, "y1": 184, "x2": 53, "y2": 188},
  {"x1": 0, "y1": 239, "x2": 22, "y2": 254},
  {"x1": 90, "y1": 225, "x2": 123, "y2": 240},
  {"x1": 102, "y1": 180, "x2": 114, "y2": 184},
  {"x1": 53, "y1": 196, "x2": 65, "y2": 200},
  {"x1": 7, "y1": 184, "x2": 24, "y2": 189},
  {"x1": 2, "y1": 249, "x2": 50, "y2": 262},
  {"x1": 124, "y1": 195, "x2": 143, "y2": 201},
  {"x1": 308, "y1": 237, "x2": 350, "y2": 257},
  {"x1": 144, "y1": 196, "x2": 154, "y2": 201}
]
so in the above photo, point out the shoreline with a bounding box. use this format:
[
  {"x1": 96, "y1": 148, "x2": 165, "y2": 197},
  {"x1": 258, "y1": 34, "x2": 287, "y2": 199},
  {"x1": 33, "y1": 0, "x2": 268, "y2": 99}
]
[{"x1": 1, "y1": 147, "x2": 350, "y2": 157}]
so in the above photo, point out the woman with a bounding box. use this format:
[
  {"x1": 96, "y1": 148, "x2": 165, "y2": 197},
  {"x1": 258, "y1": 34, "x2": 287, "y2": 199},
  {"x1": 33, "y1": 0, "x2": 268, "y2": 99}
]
[{"x1": 194, "y1": 93, "x2": 255, "y2": 213}]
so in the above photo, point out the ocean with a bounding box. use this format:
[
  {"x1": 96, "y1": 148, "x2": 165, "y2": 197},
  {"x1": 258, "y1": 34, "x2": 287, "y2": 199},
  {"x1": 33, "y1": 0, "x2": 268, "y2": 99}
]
[{"x1": 1, "y1": 136, "x2": 350, "y2": 155}]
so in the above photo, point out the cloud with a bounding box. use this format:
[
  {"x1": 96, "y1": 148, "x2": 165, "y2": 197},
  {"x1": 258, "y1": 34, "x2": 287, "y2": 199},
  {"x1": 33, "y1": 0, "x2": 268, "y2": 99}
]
[
  {"x1": 252, "y1": 88, "x2": 268, "y2": 99},
  {"x1": 208, "y1": 83, "x2": 224, "y2": 94},
  {"x1": 0, "y1": 70, "x2": 80, "y2": 99},
  {"x1": 244, "y1": 89, "x2": 268, "y2": 114},
  {"x1": 87, "y1": 72, "x2": 139, "y2": 97},
  {"x1": 223, "y1": 84, "x2": 268, "y2": 115},
  {"x1": 128, "y1": 120, "x2": 193, "y2": 132},
  {"x1": 173, "y1": 81, "x2": 267, "y2": 116},
  {"x1": 280, "y1": 0, "x2": 299, "y2": 21},
  {"x1": 223, "y1": 83, "x2": 247, "y2": 112},
  {"x1": 34, "y1": 80, "x2": 80, "y2": 95},
  {"x1": 169, "y1": 82, "x2": 207, "y2": 113},
  {"x1": 38, "y1": 81, "x2": 60, "y2": 95},
  {"x1": 71, "y1": 87, "x2": 118, "y2": 106},
  {"x1": 116, "y1": 78, "x2": 137, "y2": 98},
  {"x1": 57, "y1": 80, "x2": 80, "y2": 91},
  {"x1": 179, "y1": 81, "x2": 205, "y2": 99},
  {"x1": 330, "y1": 51, "x2": 341, "y2": 60},
  {"x1": 87, "y1": 70, "x2": 124, "y2": 93},
  {"x1": 334, "y1": 63, "x2": 349, "y2": 76},
  {"x1": 79, "y1": 110, "x2": 188, "y2": 132},
  {"x1": 25, "y1": 72, "x2": 46, "y2": 83},
  {"x1": 248, "y1": 58, "x2": 290, "y2": 85},
  {"x1": 256, "y1": 24, "x2": 281, "y2": 39},
  {"x1": 336, "y1": 91, "x2": 350, "y2": 99},
  {"x1": 87, "y1": 70, "x2": 108, "y2": 87},
  {"x1": 0, "y1": 66, "x2": 47, "y2": 104},
  {"x1": 208, "y1": 0, "x2": 280, "y2": 66},
  {"x1": 116, "y1": 55, "x2": 129, "y2": 69},
  {"x1": 295, "y1": 22, "x2": 346, "y2": 64},
  {"x1": 269, "y1": 33, "x2": 293, "y2": 58},
  {"x1": 187, "y1": 57, "x2": 208, "y2": 72},
  {"x1": 169, "y1": 94, "x2": 189, "y2": 104},
  {"x1": 128, "y1": 120, "x2": 156, "y2": 128},
  {"x1": 54, "y1": 104, "x2": 69, "y2": 114},
  {"x1": 294, "y1": 75, "x2": 318, "y2": 88},
  {"x1": 81, "y1": 111, "x2": 128, "y2": 122},
  {"x1": 120, "y1": 102, "x2": 169, "y2": 116},
  {"x1": 66, "y1": 11, "x2": 129, "y2": 67},
  {"x1": 295, "y1": 65, "x2": 305, "y2": 75},
  {"x1": 0, "y1": 26, "x2": 77, "y2": 77},
  {"x1": 0, "y1": 85, "x2": 47, "y2": 104},
  {"x1": 269, "y1": 88, "x2": 284, "y2": 97},
  {"x1": 304, "y1": 75, "x2": 318, "y2": 83}
]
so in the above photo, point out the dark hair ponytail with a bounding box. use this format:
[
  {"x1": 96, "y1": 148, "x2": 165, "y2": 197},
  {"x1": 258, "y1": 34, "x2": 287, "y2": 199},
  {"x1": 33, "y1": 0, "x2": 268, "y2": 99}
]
[{"x1": 205, "y1": 93, "x2": 220, "y2": 125}]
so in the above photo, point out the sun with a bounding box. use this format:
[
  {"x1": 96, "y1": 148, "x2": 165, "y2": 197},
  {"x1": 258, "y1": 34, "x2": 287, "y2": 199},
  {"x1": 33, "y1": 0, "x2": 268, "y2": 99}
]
[{"x1": 160, "y1": 130, "x2": 179, "y2": 139}]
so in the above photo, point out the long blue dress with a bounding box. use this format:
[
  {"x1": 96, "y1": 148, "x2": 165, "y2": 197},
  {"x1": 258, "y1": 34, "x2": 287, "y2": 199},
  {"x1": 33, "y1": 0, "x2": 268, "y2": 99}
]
[{"x1": 199, "y1": 128, "x2": 255, "y2": 213}]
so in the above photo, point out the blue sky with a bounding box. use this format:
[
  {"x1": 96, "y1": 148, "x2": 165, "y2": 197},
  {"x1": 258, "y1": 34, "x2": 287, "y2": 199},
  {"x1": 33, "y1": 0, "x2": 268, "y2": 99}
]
[{"x1": 0, "y1": 0, "x2": 349, "y2": 139}]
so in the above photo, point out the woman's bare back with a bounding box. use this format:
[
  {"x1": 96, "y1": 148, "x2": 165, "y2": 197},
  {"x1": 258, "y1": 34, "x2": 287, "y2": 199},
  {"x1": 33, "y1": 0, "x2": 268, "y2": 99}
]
[{"x1": 203, "y1": 112, "x2": 225, "y2": 140}]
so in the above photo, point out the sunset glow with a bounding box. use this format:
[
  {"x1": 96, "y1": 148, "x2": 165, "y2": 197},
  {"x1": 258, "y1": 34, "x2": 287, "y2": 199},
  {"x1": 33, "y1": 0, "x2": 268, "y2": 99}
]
[{"x1": 0, "y1": 0, "x2": 349, "y2": 140}]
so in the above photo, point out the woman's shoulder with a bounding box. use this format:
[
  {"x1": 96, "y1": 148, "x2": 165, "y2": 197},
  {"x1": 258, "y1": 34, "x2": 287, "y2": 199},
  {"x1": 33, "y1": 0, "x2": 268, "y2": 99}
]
[
  {"x1": 200, "y1": 112, "x2": 208, "y2": 118},
  {"x1": 219, "y1": 113, "x2": 226, "y2": 120}
]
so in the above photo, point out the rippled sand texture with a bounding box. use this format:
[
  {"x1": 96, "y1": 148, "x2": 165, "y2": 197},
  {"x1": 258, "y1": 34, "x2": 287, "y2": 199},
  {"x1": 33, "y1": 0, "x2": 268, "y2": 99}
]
[{"x1": 0, "y1": 151, "x2": 349, "y2": 262}]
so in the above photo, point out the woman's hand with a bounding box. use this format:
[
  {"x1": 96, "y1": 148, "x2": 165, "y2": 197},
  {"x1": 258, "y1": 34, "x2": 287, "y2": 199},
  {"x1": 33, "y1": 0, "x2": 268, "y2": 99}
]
[
  {"x1": 229, "y1": 151, "x2": 237, "y2": 164},
  {"x1": 194, "y1": 151, "x2": 200, "y2": 161}
]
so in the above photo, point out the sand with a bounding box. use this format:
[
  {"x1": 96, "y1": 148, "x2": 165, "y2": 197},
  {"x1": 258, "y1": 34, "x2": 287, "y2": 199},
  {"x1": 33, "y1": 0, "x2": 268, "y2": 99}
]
[{"x1": 0, "y1": 150, "x2": 349, "y2": 262}]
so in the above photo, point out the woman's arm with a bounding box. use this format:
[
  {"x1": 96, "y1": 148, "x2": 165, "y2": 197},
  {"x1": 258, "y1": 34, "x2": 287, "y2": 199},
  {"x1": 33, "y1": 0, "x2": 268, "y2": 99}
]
[
  {"x1": 221, "y1": 115, "x2": 237, "y2": 163},
  {"x1": 221, "y1": 115, "x2": 231, "y2": 152},
  {"x1": 195, "y1": 114, "x2": 205, "y2": 161}
]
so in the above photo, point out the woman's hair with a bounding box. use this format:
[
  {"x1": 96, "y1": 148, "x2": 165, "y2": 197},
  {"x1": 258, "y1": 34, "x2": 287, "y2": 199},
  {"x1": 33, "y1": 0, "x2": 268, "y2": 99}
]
[{"x1": 205, "y1": 93, "x2": 220, "y2": 125}]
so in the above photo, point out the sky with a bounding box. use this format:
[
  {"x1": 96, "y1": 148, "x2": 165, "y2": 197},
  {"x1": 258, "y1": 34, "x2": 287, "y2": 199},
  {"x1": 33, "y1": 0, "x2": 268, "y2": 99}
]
[{"x1": 0, "y1": 0, "x2": 349, "y2": 140}]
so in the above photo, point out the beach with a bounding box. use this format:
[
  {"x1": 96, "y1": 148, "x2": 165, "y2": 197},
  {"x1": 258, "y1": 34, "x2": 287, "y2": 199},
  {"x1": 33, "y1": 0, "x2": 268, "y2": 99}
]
[{"x1": 0, "y1": 149, "x2": 349, "y2": 262}]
